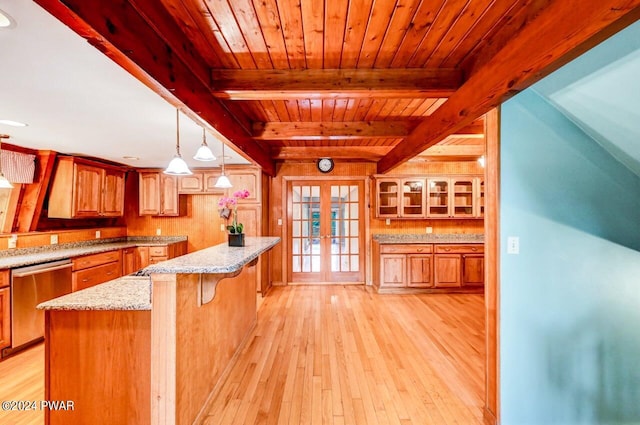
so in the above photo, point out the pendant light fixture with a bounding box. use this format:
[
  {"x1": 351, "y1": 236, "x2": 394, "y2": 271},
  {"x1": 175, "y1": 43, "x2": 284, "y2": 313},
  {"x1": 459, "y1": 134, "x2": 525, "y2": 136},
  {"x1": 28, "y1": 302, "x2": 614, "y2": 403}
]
[
  {"x1": 0, "y1": 135, "x2": 13, "y2": 189},
  {"x1": 214, "y1": 140, "x2": 232, "y2": 188},
  {"x1": 193, "y1": 127, "x2": 216, "y2": 161},
  {"x1": 164, "y1": 109, "x2": 192, "y2": 175}
]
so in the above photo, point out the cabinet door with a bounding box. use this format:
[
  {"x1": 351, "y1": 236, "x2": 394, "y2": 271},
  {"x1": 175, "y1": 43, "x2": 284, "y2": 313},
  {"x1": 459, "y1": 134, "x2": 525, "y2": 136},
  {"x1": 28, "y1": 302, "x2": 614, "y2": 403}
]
[
  {"x1": 451, "y1": 178, "x2": 475, "y2": 218},
  {"x1": 427, "y1": 178, "x2": 450, "y2": 218},
  {"x1": 137, "y1": 246, "x2": 150, "y2": 270},
  {"x1": 178, "y1": 173, "x2": 204, "y2": 193},
  {"x1": 74, "y1": 163, "x2": 103, "y2": 217},
  {"x1": 376, "y1": 179, "x2": 399, "y2": 218},
  {"x1": 434, "y1": 254, "x2": 461, "y2": 287},
  {"x1": 0, "y1": 287, "x2": 10, "y2": 350},
  {"x1": 160, "y1": 174, "x2": 179, "y2": 216},
  {"x1": 203, "y1": 171, "x2": 224, "y2": 193},
  {"x1": 380, "y1": 254, "x2": 406, "y2": 288},
  {"x1": 122, "y1": 248, "x2": 138, "y2": 275},
  {"x1": 102, "y1": 168, "x2": 125, "y2": 216},
  {"x1": 475, "y1": 177, "x2": 485, "y2": 218},
  {"x1": 139, "y1": 172, "x2": 160, "y2": 215},
  {"x1": 401, "y1": 179, "x2": 425, "y2": 218},
  {"x1": 227, "y1": 169, "x2": 260, "y2": 203},
  {"x1": 462, "y1": 254, "x2": 484, "y2": 286},
  {"x1": 407, "y1": 254, "x2": 433, "y2": 287}
]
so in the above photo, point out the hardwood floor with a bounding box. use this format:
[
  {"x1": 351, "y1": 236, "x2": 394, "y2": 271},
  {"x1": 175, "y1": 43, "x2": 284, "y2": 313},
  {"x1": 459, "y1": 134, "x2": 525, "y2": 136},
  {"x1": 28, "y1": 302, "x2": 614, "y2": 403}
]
[
  {"x1": 202, "y1": 286, "x2": 484, "y2": 425},
  {"x1": 0, "y1": 343, "x2": 44, "y2": 425},
  {"x1": 0, "y1": 286, "x2": 484, "y2": 425}
]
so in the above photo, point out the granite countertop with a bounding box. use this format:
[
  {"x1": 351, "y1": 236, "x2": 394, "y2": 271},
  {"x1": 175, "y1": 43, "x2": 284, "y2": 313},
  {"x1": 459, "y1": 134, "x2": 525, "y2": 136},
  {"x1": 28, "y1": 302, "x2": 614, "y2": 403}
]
[
  {"x1": 0, "y1": 236, "x2": 188, "y2": 269},
  {"x1": 140, "y1": 236, "x2": 281, "y2": 275},
  {"x1": 38, "y1": 276, "x2": 152, "y2": 311},
  {"x1": 37, "y1": 236, "x2": 280, "y2": 311},
  {"x1": 373, "y1": 233, "x2": 484, "y2": 244}
]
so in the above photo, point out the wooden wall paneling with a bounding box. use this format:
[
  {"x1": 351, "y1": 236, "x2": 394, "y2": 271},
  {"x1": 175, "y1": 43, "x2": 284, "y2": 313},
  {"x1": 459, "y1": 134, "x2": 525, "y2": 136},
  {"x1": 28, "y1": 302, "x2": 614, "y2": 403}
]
[
  {"x1": 0, "y1": 227, "x2": 127, "y2": 251},
  {"x1": 484, "y1": 108, "x2": 500, "y2": 425},
  {"x1": 15, "y1": 150, "x2": 57, "y2": 232},
  {"x1": 261, "y1": 173, "x2": 272, "y2": 294},
  {"x1": 1, "y1": 184, "x2": 22, "y2": 234}
]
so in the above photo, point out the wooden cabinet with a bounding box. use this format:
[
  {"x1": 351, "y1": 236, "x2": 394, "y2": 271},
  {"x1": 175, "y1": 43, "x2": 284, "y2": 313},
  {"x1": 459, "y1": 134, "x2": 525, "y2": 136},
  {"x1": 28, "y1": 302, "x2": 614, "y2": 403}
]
[
  {"x1": 48, "y1": 157, "x2": 125, "y2": 218},
  {"x1": 122, "y1": 247, "x2": 138, "y2": 275},
  {"x1": 373, "y1": 241, "x2": 483, "y2": 293},
  {"x1": 373, "y1": 243, "x2": 433, "y2": 292},
  {"x1": 0, "y1": 270, "x2": 10, "y2": 350},
  {"x1": 137, "y1": 241, "x2": 187, "y2": 269},
  {"x1": 72, "y1": 250, "x2": 122, "y2": 291},
  {"x1": 374, "y1": 175, "x2": 483, "y2": 219},
  {"x1": 138, "y1": 170, "x2": 179, "y2": 216},
  {"x1": 434, "y1": 244, "x2": 484, "y2": 288},
  {"x1": 226, "y1": 166, "x2": 261, "y2": 203},
  {"x1": 178, "y1": 171, "x2": 224, "y2": 194}
]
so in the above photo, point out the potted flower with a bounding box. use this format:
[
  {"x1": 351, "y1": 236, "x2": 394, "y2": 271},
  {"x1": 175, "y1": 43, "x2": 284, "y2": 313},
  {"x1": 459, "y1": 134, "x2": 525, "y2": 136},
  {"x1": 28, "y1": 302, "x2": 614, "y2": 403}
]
[{"x1": 218, "y1": 189, "x2": 250, "y2": 246}]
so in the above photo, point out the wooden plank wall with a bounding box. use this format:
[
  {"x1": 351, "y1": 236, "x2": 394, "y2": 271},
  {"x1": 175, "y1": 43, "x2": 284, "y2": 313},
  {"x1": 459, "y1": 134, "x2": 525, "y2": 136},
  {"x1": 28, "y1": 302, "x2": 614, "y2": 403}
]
[
  {"x1": 268, "y1": 160, "x2": 484, "y2": 286},
  {"x1": 0, "y1": 227, "x2": 126, "y2": 250}
]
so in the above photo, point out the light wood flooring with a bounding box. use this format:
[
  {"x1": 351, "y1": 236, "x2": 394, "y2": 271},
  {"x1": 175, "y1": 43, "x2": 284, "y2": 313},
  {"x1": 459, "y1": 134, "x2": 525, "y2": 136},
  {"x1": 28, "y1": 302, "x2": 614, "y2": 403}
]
[
  {"x1": 0, "y1": 286, "x2": 484, "y2": 425},
  {"x1": 202, "y1": 286, "x2": 485, "y2": 425}
]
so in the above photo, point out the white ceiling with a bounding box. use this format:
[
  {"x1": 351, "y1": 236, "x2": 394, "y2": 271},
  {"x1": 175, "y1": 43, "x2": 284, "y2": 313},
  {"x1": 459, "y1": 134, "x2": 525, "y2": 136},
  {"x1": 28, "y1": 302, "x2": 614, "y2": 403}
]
[{"x1": 0, "y1": 0, "x2": 249, "y2": 168}]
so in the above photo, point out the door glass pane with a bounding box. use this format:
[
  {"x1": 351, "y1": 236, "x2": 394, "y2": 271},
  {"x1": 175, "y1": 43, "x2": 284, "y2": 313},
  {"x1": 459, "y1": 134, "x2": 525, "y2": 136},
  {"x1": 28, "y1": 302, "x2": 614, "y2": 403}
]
[
  {"x1": 350, "y1": 238, "x2": 359, "y2": 254},
  {"x1": 292, "y1": 184, "x2": 320, "y2": 276}
]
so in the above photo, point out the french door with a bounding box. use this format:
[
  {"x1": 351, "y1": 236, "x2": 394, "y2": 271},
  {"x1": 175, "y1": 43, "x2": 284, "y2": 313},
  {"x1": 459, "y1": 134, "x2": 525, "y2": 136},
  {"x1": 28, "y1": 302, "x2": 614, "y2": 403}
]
[{"x1": 288, "y1": 180, "x2": 364, "y2": 284}]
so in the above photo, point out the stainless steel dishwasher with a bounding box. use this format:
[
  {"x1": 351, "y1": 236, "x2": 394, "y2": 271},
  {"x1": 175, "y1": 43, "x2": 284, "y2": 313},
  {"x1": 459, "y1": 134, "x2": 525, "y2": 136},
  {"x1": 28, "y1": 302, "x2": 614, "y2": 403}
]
[{"x1": 8, "y1": 259, "x2": 73, "y2": 354}]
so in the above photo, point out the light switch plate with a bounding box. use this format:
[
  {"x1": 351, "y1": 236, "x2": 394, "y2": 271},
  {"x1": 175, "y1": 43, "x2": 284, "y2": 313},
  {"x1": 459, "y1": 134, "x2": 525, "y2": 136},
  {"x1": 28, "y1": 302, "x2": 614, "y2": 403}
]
[
  {"x1": 95, "y1": 230, "x2": 101, "y2": 239},
  {"x1": 507, "y1": 236, "x2": 520, "y2": 254},
  {"x1": 156, "y1": 228, "x2": 162, "y2": 236},
  {"x1": 50, "y1": 234, "x2": 59, "y2": 245},
  {"x1": 8, "y1": 235, "x2": 17, "y2": 249}
]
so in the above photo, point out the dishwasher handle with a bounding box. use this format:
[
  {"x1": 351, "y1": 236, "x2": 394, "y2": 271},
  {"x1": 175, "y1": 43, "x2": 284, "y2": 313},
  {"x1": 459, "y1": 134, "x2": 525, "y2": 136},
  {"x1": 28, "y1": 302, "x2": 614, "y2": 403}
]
[{"x1": 12, "y1": 261, "x2": 72, "y2": 278}]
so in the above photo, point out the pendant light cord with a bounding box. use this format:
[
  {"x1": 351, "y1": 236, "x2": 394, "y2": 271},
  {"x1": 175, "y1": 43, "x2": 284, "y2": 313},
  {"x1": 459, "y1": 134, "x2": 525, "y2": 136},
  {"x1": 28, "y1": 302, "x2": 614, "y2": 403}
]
[
  {"x1": 221, "y1": 141, "x2": 226, "y2": 174},
  {"x1": 175, "y1": 109, "x2": 181, "y2": 156}
]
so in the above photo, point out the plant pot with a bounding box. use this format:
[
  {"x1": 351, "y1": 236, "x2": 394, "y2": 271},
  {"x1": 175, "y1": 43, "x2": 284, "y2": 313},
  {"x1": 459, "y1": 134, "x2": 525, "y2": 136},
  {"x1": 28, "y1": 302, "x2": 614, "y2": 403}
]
[{"x1": 228, "y1": 233, "x2": 245, "y2": 247}]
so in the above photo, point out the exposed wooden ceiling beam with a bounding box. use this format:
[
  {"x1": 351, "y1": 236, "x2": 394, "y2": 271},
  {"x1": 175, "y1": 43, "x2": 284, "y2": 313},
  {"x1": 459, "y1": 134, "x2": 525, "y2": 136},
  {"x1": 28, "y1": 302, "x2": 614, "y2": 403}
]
[
  {"x1": 253, "y1": 122, "x2": 484, "y2": 140},
  {"x1": 211, "y1": 69, "x2": 462, "y2": 100},
  {"x1": 272, "y1": 144, "x2": 484, "y2": 161},
  {"x1": 35, "y1": 0, "x2": 275, "y2": 176},
  {"x1": 377, "y1": 0, "x2": 640, "y2": 173}
]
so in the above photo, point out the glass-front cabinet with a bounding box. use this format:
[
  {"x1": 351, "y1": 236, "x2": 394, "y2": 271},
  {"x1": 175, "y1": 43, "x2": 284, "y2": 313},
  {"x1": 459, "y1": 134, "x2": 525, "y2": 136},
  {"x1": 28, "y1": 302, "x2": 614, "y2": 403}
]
[
  {"x1": 376, "y1": 179, "x2": 399, "y2": 217},
  {"x1": 427, "y1": 178, "x2": 450, "y2": 217},
  {"x1": 401, "y1": 179, "x2": 425, "y2": 217},
  {"x1": 375, "y1": 175, "x2": 484, "y2": 219}
]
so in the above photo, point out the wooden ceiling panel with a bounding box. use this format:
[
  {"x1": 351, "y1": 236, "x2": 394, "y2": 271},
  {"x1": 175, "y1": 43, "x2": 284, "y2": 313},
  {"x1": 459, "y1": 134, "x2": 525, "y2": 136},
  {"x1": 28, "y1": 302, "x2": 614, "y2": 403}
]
[{"x1": 37, "y1": 0, "x2": 640, "y2": 168}]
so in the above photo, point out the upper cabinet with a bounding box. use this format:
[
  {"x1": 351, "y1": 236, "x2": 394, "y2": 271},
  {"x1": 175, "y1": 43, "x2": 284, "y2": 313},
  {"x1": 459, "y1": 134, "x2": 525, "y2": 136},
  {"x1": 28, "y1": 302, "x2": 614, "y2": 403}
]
[
  {"x1": 138, "y1": 170, "x2": 179, "y2": 216},
  {"x1": 178, "y1": 171, "x2": 224, "y2": 194},
  {"x1": 375, "y1": 175, "x2": 484, "y2": 219},
  {"x1": 48, "y1": 157, "x2": 125, "y2": 219}
]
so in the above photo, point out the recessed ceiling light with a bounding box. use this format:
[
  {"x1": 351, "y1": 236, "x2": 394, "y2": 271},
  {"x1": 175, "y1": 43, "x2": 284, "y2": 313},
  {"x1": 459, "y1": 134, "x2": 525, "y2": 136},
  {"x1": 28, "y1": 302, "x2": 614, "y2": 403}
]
[
  {"x1": 0, "y1": 119, "x2": 28, "y2": 127},
  {"x1": 122, "y1": 156, "x2": 140, "y2": 160},
  {"x1": 0, "y1": 9, "x2": 16, "y2": 29}
]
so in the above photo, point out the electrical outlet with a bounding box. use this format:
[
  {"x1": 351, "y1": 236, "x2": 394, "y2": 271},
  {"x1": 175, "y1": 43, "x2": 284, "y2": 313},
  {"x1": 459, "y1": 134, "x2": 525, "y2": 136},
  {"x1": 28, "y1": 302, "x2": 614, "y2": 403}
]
[
  {"x1": 95, "y1": 230, "x2": 101, "y2": 239},
  {"x1": 385, "y1": 218, "x2": 391, "y2": 225},
  {"x1": 507, "y1": 236, "x2": 520, "y2": 254},
  {"x1": 8, "y1": 234, "x2": 17, "y2": 249},
  {"x1": 277, "y1": 218, "x2": 283, "y2": 226},
  {"x1": 50, "y1": 234, "x2": 59, "y2": 245},
  {"x1": 426, "y1": 226, "x2": 433, "y2": 234},
  {"x1": 220, "y1": 224, "x2": 225, "y2": 232},
  {"x1": 156, "y1": 228, "x2": 162, "y2": 236}
]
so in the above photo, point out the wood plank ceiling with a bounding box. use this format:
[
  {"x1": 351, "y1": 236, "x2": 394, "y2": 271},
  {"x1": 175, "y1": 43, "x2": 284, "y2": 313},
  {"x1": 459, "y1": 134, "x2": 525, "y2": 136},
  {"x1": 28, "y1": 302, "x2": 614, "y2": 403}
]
[{"x1": 35, "y1": 0, "x2": 640, "y2": 175}]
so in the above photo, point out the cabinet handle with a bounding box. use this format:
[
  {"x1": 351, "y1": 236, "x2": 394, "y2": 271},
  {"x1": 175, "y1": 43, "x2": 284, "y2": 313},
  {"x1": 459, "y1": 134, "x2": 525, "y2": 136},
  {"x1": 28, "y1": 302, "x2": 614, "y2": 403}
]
[
  {"x1": 417, "y1": 248, "x2": 423, "y2": 252},
  {"x1": 107, "y1": 271, "x2": 113, "y2": 275},
  {"x1": 444, "y1": 248, "x2": 451, "y2": 252},
  {"x1": 471, "y1": 247, "x2": 477, "y2": 252},
  {"x1": 82, "y1": 278, "x2": 89, "y2": 283}
]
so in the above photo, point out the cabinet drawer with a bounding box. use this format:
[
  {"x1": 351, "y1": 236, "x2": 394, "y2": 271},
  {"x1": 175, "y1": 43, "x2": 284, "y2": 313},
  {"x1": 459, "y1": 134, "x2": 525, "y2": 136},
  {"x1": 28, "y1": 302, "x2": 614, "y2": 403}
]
[
  {"x1": 73, "y1": 250, "x2": 122, "y2": 271},
  {"x1": 0, "y1": 270, "x2": 9, "y2": 288},
  {"x1": 435, "y1": 244, "x2": 483, "y2": 254},
  {"x1": 380, "y1": 244, "x2": 432, "y2": 254},
  {"x1": 149, "y1": 256, "x2": 168, "y2": 264},
  {"x1": 73, "y1": 261, "x2": 121, "y2": 291},
  {"x1": 148, "y1": 246, "x2": 168, "y2": 257}
]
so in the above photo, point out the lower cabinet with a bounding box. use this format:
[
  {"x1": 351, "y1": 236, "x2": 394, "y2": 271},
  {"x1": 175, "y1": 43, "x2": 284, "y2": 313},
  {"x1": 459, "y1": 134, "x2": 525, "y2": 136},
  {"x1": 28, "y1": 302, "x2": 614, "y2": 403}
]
[
  {"x1": 0, "y1": 284, "x2": 10, "y2": 350},
  {"x1": 122, "y1": 247, "x2": 138, "y2": 275},
  {"x1": 373, "y1": 241, "x2": 483, "y2": 293},
  {"x1": 137, "y1": 242, "x2": 188, "y2": 270},
  {"x1": 72, "y1": 250, "x2": 122, "y2": 291}
]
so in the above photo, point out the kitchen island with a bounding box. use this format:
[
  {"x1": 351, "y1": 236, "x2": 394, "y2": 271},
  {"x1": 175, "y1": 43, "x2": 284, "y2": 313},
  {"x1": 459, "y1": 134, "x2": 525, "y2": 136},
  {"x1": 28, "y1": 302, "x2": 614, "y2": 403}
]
[{"x1": 38, "y1": 236, "x2": 280, "y2": 425}]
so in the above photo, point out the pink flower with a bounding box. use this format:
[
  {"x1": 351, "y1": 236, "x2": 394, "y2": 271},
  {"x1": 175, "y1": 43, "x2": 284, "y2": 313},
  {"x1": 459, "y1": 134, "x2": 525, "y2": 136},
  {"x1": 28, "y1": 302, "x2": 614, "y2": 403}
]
[
  {"x1": 233, "y1": 189, "x2": 250, "y2": 199},
  {"x1": 217, "y1": 196, "x2": 236, "y2": 209}
]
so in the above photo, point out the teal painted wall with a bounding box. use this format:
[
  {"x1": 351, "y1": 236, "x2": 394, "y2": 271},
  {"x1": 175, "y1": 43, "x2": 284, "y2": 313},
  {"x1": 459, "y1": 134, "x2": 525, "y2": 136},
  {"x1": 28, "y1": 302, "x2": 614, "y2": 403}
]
[{"x1": 500, "y1": 71, "x2": 640, "y2": 424}]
